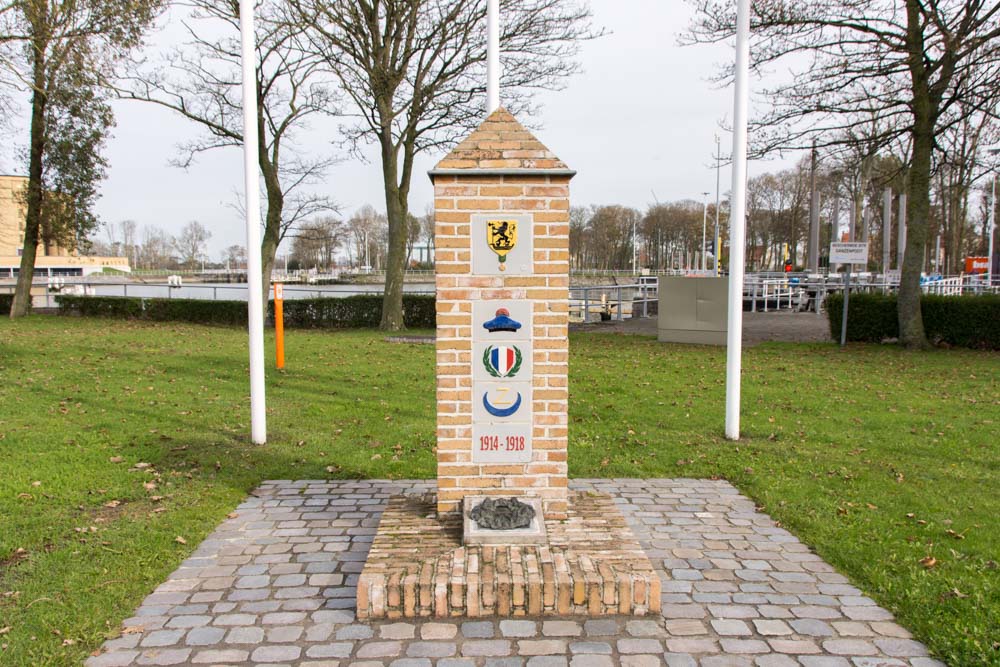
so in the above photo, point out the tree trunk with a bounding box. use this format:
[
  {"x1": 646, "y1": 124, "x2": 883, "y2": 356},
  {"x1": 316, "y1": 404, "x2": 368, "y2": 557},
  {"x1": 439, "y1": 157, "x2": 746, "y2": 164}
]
[
  {"x1": 898, "y1": 0, "x2": 932, "y2": 349},
  {"x1": 260, "y1": 181, "x2": 283, "y2": 307},
  {"x1": 378, "y1": 136, "x2": 408, "y2": 332},
  {"x1": 898, "y1": 121, "x2": 933, "y2": 349},
  {"x1": 10, "y1": 35, "x2": 47, "y2": 319}
]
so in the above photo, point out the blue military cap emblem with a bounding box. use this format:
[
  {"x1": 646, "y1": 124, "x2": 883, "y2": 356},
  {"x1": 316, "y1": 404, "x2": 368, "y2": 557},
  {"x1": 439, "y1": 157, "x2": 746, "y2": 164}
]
[{"x1": 483, "y1": 308, "x2": 522, "y2": 333}]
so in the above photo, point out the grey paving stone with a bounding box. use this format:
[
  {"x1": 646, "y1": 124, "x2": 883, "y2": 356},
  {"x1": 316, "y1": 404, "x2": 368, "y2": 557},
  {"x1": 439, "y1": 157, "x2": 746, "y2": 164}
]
[
  {"x1": 874, "y1": 637, "x2": 929, "y2": 657},
  {"x1": 225, "y1": 626, "x2": 265, "y2": 644},
  {"x1": 719, "y1": 638, "x2": 770, "y2": 654},
  {"x1": 790, "y1": 618, "x2": 835, "y2": 636},
  {"x1": 616, "y1": 638, "x2": 664, "y2": 654},
  {"x1": 421, "y1": 622, "x2": 458, "y2": 639},
  {"x1": 304, "y1": 642, "x2": 354, "y2": 659},
  {"x1": 518, "y1": 639, "x2": 567, "y2": 655},
  {"x1": 619, "y1": 656, "x2": 662, "y2": 667},
  {"x1": 380, "y1": 622, "x2": 416, "y2": 639},
  {"x1": 821, "y1": 639, "x2": 878, "y2": 656},
  {"x1": 753, "y1": 619, "x2": 793, "y2": 636},
  {"x1": 526, "y1": 657, "x2": 567, "y2": 667},
  {"x1": 267, "y1": 625, "x2": 305, "y2": 642},
  {"x1": 191, "y1": 648, "x2": 249, "y2": 663},
  {"x1": 337, "y1": 624, "x2": 375, "y2": 640},
  {"x1": 541, "y1": 621, "x2": 582, "y2": 637},
  {"x1": 389, "y1": 659, "x2": 433, "y2": 667},
  {"x1": 568, "y1": 641, "x2": 611, "y2": 654},
  {"x1": 582, "y1": 620, "x2": 619, "y2": 636},
  {"x1": 462, "y1": 640, "x2": 512, "y2": 657},
  {"x1": 406, "y1": 641, "x2": 457, "y2": 657},
  {"x1": 569, "y1": 655, "x2": 613, "y2": 667},
  {"x1": 135, "y1": 648, "x2": 192, "y2": 665},
  {"x1": 712, "y1": 619, "x2": 752, "y2": 636},
  {"x1": 461, "y1": 621, "x2": 496, "y2": 638},
  {"x1": 663, "y1": 654, "x2": 697, "y2": 667},
  {"x1": 251, "y1": 644, "x2": 303, "y2": 662},
  {"x1": 356, "y1": 641, "x2": 403, "y2": 658},
  {"x1": 86, "y1": 652, "x2": 141, "y2": 667},
  {"x1": 183, "y1": 626, "x2": 225, "y2": 646},
  {"x1": 624, "y1": 620, "x2": 664, "y2": 637},
  {"x1": 500, "y1": 620, "x2": 538, "y2": 638},
  {"x1": 139, "y1": 630, "x2": 184, "y2": 648}
]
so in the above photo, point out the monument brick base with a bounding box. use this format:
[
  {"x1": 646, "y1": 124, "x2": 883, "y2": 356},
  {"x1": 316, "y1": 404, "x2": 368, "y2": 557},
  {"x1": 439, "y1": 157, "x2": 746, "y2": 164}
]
[{"x1": 357, "y1": 492, "x2": 662, "y2": 619}]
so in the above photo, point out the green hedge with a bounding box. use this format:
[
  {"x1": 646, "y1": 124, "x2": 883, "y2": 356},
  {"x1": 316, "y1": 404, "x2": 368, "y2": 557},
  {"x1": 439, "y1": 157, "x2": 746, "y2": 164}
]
[
  {"x1": 826, "y1": 292, "x2": 1000, "y2": 349},
  {"x1": 275, "y1": 295, "x2": 435, "y2": 329},
  {"x1": 56, "y1": 296, "x2": 248, "y2": 325},
  {"x1": 55, "y1": 294, "x2": 436, "y2": 329}
]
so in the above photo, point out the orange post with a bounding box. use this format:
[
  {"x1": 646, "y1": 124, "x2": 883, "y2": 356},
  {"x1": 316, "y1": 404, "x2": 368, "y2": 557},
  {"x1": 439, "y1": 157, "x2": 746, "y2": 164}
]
[{"x1": 274, "y1": 283, "x2": 285, "y2": 369}]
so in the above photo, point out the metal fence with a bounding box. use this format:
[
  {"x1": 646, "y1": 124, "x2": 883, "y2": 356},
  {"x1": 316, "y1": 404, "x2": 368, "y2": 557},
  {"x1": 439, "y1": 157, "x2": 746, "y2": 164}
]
[{"x1": 5, "y1": 271, "x2": 996, "y2": 314}]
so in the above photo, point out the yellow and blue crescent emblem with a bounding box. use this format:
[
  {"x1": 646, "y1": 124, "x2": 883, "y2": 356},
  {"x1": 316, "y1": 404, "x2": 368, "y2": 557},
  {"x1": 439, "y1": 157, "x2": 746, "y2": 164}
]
[{"x1": 482, "y1": 388, "x2": 523, "y2": 417}]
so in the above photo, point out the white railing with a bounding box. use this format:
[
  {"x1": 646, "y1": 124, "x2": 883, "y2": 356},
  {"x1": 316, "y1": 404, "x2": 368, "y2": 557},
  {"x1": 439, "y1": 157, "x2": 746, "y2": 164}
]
[{"x1": 922, "y1": 276, "x2": 964, "y2": 296}]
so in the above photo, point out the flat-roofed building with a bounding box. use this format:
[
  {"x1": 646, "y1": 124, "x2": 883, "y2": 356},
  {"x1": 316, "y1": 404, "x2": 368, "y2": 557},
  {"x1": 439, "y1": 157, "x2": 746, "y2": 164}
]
[{"x1": 0, "y1": 174, "x2": 129, "y2": 277}]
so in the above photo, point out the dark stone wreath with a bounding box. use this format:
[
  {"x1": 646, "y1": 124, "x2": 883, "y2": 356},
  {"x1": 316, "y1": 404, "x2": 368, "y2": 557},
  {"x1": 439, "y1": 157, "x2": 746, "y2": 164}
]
[{"x1": 469, "y1": 497, "x2": 536, "y2": 530}]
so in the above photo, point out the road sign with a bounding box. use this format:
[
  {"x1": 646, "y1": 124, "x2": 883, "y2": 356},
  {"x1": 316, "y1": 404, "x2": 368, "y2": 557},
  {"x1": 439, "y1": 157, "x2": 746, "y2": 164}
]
[{"x1": 830, "y1": 242, "x2": 869, "y2": 264}]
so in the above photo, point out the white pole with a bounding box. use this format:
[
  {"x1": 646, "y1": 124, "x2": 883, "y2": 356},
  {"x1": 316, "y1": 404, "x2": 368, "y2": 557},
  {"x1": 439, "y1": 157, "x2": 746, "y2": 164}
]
[
  {"x1": 487, "y1": 0, "x2": 500, "y2": 113},
  {"x1": 239, "y1": 0, "x2": 266, "y2": 444},
  {"x1": 725, "y1": 0, "x2": 751, "y2": 441}
]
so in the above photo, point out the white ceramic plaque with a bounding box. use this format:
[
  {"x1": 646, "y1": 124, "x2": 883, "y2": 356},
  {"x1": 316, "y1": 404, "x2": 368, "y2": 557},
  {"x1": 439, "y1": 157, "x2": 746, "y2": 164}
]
[
  {"x1": 472, "y1": 422, "x2": 532, "y2": 463},
  {"x1": 471, "y1": 213, "x2": 534, "y2": 275},
  {"x1": 473, "y1": 341, "x2": 533, "y2": 383},
  {"x1": 473, "y1": 300, "x2": 532, "y2": 343}
]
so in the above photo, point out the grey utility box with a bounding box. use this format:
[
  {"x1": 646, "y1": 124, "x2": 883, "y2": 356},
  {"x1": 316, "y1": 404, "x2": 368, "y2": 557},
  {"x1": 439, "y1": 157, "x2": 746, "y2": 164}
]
[{"x1": 658, "y1": 277, "x2": 729, "y2": 345}]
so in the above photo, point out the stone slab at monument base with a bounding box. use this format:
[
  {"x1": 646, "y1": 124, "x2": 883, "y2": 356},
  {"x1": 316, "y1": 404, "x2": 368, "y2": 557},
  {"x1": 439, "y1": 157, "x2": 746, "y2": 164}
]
[
  {"x1": 463, "y1": 496, "x2": 547, "y2": 546},
  {"x1": 357, "y1": 491, "x2": 661, "y2": 619}
]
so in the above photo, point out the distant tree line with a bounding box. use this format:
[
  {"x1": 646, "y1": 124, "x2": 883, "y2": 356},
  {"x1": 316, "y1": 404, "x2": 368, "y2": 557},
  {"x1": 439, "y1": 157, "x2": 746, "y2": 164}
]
[{"x1": 569, "y1": 148, "x2": 995, "y2": 274}]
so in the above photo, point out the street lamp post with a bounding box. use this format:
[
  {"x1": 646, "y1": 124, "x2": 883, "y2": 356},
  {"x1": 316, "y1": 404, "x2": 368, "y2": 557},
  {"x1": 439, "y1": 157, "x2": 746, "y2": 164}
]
[
  {"x1": 988, "y1": 146, "x2": 1000, "y2": 287},
  {"x1": 632, "y1": 216, "x2": 638, "y2": 276},
  {"x1": 714, "y1": 135, "x2": 721, "y2": 276},
  {"x1": 701, "y1": 192, "x2": 710, "y2": 271}
]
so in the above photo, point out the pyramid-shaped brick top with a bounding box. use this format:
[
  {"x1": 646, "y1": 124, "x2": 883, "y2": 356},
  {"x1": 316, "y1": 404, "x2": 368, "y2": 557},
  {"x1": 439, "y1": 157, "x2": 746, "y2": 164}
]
[{"x1": 434, "y1": 107, "x2": 570, "y2": 172}]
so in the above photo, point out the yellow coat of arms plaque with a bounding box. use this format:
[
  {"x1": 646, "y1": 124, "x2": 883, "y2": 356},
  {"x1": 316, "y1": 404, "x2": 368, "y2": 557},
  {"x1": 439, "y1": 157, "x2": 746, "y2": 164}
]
[{"x1": 486, "y1": 219, "x2": 517, "y2": 270}]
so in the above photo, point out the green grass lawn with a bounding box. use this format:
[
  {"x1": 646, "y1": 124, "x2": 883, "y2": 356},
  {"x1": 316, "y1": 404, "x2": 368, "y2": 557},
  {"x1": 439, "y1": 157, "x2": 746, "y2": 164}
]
[{"x1": 0, "y1": 316, "x2": 997, "y2": 666}]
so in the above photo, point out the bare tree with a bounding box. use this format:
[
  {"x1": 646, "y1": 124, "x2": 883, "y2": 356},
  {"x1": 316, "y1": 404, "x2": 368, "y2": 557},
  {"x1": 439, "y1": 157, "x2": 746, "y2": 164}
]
[
  {"x1": 289, "y1": 0, "x2": 599, "y2": 330},
  {"x1": 118, "y1": 0, "x2": 337, "y2": 302},
  {"x1": 345, "y1": 204, "x2": 387, "y2": 270},
  {"x1": 137, "y1": 224, "x2": 176, "y2": 268},
  {"x1": 290, "y1": 216, "x2": 344, "y2": 270},
  {"x1": 1, "y1": 0, "x2": 161, "y2": 317},
  {"x1": 685, "y1": 0, "x2": 1000, "y2": 348},
  {"x1": 175, "y1": 220, "x2": 212, "y2": 267}
]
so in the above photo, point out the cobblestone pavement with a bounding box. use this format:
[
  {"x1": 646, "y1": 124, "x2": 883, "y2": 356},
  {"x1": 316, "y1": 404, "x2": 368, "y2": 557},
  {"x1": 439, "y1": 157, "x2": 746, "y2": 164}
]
[{"x1": 87, "y1": 479, "x2": 942, "y2": 667}]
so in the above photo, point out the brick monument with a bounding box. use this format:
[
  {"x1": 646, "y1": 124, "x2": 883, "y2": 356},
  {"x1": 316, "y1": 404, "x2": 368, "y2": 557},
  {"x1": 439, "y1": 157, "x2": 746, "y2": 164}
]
[
  {"x1": 357, "y1": 109, "x2": 661, "y2": 619},
  {"x1": 430, "y1": 107, "x2": 572, "y2": 520}
]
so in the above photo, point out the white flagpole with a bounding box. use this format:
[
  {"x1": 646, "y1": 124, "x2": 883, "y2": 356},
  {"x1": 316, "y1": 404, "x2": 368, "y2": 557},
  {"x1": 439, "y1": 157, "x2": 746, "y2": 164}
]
[
  {"x1": 240, "y1": 0, "x2": 267, "y2": 444},
  {"x1": 725, "y1": 0, "x2": 751, "y2": 440},
  {"x1": 487, "y1": 0, "x2": 500, "y2": 113}
]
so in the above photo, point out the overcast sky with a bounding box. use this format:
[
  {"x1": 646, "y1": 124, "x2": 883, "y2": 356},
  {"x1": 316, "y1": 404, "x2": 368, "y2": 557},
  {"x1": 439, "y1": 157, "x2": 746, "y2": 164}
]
[{"x1": 3, "y1": 0, "x2": 799, "y2": 259}]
